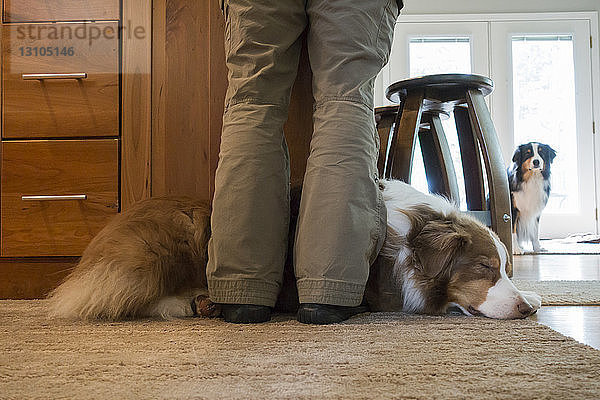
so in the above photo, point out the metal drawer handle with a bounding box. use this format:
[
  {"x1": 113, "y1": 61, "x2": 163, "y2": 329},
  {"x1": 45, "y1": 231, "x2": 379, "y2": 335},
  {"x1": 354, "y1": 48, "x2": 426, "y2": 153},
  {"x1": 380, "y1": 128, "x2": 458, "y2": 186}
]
[
  {"x1": 21, "y1": 73, "x2": 88, "y2": 80},
  {"x1": 21, "y1": 195, "x2": 88, "y2": 201}
]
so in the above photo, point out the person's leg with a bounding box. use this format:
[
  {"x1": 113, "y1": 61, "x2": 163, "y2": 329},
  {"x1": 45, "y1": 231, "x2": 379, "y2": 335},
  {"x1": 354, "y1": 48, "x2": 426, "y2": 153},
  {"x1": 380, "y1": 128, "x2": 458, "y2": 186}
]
[
  {"x1": 207, "y1": 0, "x2": 307, "y2": 322},
  {"x1": 295, "y1": 0, "x2": 400, "y2": 323}
]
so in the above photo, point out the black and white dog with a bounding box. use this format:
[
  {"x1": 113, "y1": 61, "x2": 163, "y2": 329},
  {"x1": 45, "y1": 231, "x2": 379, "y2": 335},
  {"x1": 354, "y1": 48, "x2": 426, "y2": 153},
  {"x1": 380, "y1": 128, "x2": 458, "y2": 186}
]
[{"x1": 508, "y1": 142, "x2": 557, "y2": 254}]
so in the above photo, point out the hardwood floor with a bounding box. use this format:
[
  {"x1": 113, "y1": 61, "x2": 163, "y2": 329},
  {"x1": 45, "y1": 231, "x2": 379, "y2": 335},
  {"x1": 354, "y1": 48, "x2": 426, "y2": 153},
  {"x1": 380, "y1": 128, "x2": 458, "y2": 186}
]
[
  {"x1": 514, "y1": 254, "x2": 600, "y2": 280},
  {"x1": 513, "y1": 254, "x2": 600, "y2": 350},
  {"x1": 531, "y1": 306, "x2": 600, "y2": 350}
]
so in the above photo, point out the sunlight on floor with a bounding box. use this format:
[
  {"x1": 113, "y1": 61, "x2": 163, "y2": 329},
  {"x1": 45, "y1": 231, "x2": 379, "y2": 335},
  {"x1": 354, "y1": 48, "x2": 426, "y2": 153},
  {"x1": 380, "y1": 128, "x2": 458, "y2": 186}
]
[{"x1": 514, "y1": 254, "x2": 600, "y2": 281}]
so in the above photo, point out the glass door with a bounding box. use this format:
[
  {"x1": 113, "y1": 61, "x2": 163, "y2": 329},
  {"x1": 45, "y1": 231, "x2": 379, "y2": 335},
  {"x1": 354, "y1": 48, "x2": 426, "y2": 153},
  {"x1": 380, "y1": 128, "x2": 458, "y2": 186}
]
[
  {"x1": 377, "y1": 22, "x2": 489, "y2": 106},
  {"x1": 376, "y1": 22, "x2": 489, "y2": 205},
  {"x1": 376, "y1": 17, "x2": 599, "y2": 238},
  {"x1": 490, "y1": 20, "x2": 597, "y2": 238}
]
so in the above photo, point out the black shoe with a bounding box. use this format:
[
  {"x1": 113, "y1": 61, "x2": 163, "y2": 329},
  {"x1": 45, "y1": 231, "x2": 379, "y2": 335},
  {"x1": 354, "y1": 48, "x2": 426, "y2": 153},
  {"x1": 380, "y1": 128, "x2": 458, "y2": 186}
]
[
  {"x1": 297, "y1": 303, "x2": 369, "y2": 325},
  {"x1": 221, "y1": 304, "x2": 272, "y2": 324}
]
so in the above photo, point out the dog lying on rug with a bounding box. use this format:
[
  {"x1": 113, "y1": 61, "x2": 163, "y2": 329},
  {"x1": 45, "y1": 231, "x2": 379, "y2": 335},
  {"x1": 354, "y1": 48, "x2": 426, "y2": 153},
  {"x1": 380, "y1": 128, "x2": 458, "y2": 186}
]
[{"x1": 48, "y1": 180, "x2": 541, "y2": 321}]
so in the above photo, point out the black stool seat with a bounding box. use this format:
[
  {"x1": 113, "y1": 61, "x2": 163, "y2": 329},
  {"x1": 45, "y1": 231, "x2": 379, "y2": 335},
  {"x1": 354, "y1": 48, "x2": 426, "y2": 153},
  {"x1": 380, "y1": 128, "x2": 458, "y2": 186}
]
[{"x1": 386, "y1": 74, "x2": 494, "y2": 113}]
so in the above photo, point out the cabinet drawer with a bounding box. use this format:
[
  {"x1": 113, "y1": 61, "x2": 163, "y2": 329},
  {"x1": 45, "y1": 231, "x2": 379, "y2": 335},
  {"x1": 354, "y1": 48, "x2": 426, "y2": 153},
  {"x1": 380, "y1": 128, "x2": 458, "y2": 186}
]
[
  {"x1": 2, "y1": 23, "x2": 119, "y2": 139},
  {"x1": 1, "y1": 140, "x2": 119, "y2": 257},
  {"x1": 3, "y1": 0, "x2": 120, "y2": 23}
]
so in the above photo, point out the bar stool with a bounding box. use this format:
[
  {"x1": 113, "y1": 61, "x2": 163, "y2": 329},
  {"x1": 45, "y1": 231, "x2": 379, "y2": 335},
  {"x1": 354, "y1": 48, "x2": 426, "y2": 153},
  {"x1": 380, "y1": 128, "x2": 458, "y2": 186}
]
[{"x1": 375, "y1": 74, "x2": 513, "y2": 274}]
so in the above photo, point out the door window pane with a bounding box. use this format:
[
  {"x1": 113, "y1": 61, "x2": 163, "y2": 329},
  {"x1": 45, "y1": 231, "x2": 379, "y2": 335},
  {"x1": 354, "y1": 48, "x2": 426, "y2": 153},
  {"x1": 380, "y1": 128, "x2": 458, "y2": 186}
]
[
  {"x1": 512, "y1": 35, "x2": 578, "y2": 213},
  {"x1": 409, "y1": 37, "x2": 471, "y2": 76},
  {"x1": 409, "y1": 37, "x2": 471, "y2": 209}
]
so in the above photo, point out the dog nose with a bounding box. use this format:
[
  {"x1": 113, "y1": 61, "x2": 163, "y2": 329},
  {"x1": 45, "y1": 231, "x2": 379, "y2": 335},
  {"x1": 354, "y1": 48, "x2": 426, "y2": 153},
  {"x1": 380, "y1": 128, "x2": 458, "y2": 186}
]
[
  {"x1": 532, "y1": 159, "x2": 540, "y2": 167},
  {"x1": 517, "y1": 302, "x2": 534, "y2": 316}
]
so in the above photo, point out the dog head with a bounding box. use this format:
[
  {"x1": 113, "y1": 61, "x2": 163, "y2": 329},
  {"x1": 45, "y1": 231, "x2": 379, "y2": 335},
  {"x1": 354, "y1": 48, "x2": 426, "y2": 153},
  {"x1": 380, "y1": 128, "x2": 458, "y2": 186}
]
[
  {"x1": 511, "y1": 142, "x2": 557, "y2": 179},
  {"x1": 402, "y1": 206, "x2": 538, "y2": 319}
]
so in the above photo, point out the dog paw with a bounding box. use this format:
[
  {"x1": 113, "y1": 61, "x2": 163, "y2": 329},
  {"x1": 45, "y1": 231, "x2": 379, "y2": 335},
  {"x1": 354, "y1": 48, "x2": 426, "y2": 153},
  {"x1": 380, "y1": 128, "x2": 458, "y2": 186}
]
[
  {"x1": 193, "y1": 295, "x2": 222, "y2": 318},
  {"x1": 512, "y1": 234, "x2": 524, "y2": 255},
  {"x1": 521, "y1": 290, "x2": 542, "y2": 311}
]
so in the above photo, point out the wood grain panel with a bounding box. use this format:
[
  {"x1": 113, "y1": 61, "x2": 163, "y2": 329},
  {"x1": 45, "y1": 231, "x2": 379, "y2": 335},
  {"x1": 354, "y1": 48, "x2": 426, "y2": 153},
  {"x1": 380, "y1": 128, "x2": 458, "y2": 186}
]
[
  {"x1": 151, "y1": 0, "x2": 168, "y2": 198},
  {"x1": 151, "y1": 1, "x2": 313, "y2": 203},
  {"x1": 151, "y1": 0, "x2": 211, "y2": 203},
  {"x1": 0, "y1": 257, "x2": 78, "y2": 299},
  {"x1": 122, "y1": 0, "x2": 152, "y2": 208},
  {"x1": 1, "y1": 140, "x2": 119, "y2": 257},
  {"x1": 2, "y1": 23, "x2": 119, "y2": 138},
  {"x1": 209, "y1": 1, "x2": 227, "y2": 199},
  {"x1": 3, "y1": 0, "x2": 120, "y2": 23}
]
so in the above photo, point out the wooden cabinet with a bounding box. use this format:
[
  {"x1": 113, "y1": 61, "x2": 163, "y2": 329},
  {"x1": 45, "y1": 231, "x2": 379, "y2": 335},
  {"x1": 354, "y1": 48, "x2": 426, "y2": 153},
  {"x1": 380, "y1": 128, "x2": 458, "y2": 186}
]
[
  {"x1": 2, "y1": 23, "x2": 120, "y2": 138},
  {"x1": 1, "y1": 1, "x2": 122, "y2": 297},
  {"x1": 3, "y1": 0, "x2": 120, "y2": 23},
  {"x1": 1, "y1": 0, "x2": 313, "y2": 298},
  {"x1": 1, "y1": 140, "x2": 119, "y2": 256}
]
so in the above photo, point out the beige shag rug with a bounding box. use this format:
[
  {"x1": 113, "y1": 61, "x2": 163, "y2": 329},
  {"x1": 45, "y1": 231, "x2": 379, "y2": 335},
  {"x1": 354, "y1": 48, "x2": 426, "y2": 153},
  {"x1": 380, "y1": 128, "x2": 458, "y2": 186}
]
[
  {"x1": 514, "y1": 280, "x2": 600, "y2": 305},
  {"x1": 1, "y1": 301, "x2": 600, "y2": 400}
]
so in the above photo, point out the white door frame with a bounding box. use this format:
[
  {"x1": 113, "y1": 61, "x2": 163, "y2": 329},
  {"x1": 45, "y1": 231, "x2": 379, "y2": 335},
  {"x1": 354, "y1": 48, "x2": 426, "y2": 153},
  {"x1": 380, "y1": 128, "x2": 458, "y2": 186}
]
[
  {"x1": 490, "y1": 19, "x2": 595, "y2": 238},
  {"x1": 380, "y1": 12, "x2": 600, "y2": 235}
]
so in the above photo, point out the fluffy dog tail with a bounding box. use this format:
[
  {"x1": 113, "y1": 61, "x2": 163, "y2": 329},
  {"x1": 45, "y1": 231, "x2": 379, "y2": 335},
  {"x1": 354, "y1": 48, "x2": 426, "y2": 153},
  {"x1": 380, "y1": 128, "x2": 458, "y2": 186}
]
[
  {"x1": 47, "y1": 198, "x2": 211, "y2": 321},
  {"x1": 48, "y1": 257, "x2": 153, "y2": 320}
]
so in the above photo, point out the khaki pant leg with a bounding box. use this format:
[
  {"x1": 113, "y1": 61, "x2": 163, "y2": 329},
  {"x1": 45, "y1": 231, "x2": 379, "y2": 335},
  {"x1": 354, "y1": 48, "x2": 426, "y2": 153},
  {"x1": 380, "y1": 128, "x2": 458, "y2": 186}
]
[
  {"x1": 207, "y1": 0, "x2": 307, "y2": 307},
  {"x1": 294, "y1": 0, "x2": 399, "y2": 306}
]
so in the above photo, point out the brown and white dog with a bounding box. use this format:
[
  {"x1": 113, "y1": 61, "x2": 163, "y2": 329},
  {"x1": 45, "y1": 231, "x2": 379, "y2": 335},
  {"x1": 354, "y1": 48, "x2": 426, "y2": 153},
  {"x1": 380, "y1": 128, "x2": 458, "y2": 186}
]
[
  {"x1": 367, "y1": 180, "x2": 540, "y2": 319},
  {"x1": 48, "y1": 180, "x2": 541, "y2": 321}
]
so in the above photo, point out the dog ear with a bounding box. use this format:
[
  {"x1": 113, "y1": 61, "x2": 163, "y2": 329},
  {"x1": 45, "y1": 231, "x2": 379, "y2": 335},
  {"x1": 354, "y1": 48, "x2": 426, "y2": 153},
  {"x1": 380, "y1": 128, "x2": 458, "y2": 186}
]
[
  {"x1": 411, "y1": 218, "x2": 472, "y2": 279},
  {"x1": 546, "y1": 145, "x2": 557, "y2": 163},
  {"x1": 511, "y1": 146, "x2": 522, "y2": 164}
]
